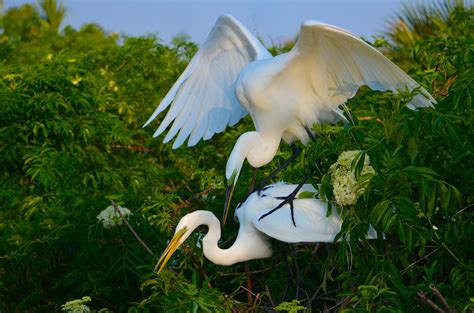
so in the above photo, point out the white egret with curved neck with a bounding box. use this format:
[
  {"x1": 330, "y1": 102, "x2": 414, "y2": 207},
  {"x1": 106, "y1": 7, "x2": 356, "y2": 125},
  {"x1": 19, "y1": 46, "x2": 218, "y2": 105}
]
[
  {"x1": 144, "y1": 15, "x2": 435, "y2": 224},
  {"x1": 155, "y1": 182, "x2": 377, "y2": 272}
]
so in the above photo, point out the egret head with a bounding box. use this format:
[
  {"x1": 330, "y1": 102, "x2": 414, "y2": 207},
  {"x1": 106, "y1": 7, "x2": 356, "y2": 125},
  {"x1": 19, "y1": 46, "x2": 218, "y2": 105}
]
[
  {"x1": 154, "y1": 212, "x2": 204, "y2": 273},
  {"x1": 154, "y1": 226, "x2": 189, "y2": 273}
]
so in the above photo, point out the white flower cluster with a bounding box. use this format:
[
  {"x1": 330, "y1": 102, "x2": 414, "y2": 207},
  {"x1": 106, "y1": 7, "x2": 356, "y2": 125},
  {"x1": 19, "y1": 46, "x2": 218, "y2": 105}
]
[
  {"x1": 97, "y1": 205, "x2": 131, "y2": 229},
  {"x1": 329, "y1": 150, "x2": 376, "y2": 206},
  {"x1": 61, "y1": 296, "x2": 91, "y2": 313}
]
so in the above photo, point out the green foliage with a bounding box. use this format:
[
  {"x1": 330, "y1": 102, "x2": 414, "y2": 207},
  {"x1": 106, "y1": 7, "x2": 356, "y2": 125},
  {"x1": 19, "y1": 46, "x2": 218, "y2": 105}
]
[
  {"x1": 137, "y1": 271, "x2": 228, "y2": 312},
  {"x1": 0, "y1": 1, "x2": 472, "y2": 312},
  {"x1": 274, "y1": 299, "x2": 306, "y2": 312}
]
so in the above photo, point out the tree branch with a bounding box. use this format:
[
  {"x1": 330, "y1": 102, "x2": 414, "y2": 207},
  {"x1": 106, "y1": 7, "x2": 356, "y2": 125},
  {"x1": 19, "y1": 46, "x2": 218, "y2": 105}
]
[
  {"x1": 110, "y1": 144, "x2": 153, "y2": 153},
  {"x1": 430, "y1": 284, "x2": 453, "y2": 312},
  {"x1": 417, "y1": 291, "x2": 444, "y2": 313},
  {"x1": 111, "y1": 200, "x2": 154, "y2": 257}
]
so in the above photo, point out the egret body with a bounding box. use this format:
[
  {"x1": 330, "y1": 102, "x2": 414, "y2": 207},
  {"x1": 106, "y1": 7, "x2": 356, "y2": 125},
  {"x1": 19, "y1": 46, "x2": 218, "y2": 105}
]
[
  {"x1": 155, "y1": 183, "x2": 377, "y2": 272},
  {"x1": 144, "y1": 15, "x2": 435, "y2": 222}
]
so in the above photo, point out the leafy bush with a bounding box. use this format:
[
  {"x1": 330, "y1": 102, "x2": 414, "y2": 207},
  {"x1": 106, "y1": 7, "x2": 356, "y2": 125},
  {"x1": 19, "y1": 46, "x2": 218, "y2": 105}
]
[{"x1": 0, "y1": 1, "x2": 472, "y2": 312}]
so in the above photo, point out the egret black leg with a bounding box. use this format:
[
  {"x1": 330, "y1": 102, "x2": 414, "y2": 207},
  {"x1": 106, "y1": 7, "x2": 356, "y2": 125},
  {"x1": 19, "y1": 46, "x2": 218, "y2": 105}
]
[
  {"x1": 304, "y1": 125, "x2": 317, "y2": 142},
  {"x1": 256, "y1": 142, "x2": 300, "y2": 193},
  {"x1": 258, "y1": 176, "x2": 309, "y2": 226},
  {"x1": 256, "y1": 128, "x2": 313, "y2": 225},
  {"x1": 249, "y1": 167, "x2": 259, "y2": 193},
  {"x1": 303, "y1": 125, "x2": 326, "y2": 177}
]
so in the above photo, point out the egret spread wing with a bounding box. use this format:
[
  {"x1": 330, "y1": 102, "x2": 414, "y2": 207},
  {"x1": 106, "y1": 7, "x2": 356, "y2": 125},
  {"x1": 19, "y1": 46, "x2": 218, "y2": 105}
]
[
  {"x1": 144, "y1": 14, "x2": 271, "y2": 148},
  {"x1": 287, "y1": 21, "x2": 435, "y2": 114}
]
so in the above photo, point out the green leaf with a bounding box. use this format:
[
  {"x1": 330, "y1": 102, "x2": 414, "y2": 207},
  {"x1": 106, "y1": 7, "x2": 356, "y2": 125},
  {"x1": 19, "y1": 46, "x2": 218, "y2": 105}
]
[
  {"x1": 297, "y1": 191, "x2": 318, "y2": 199},
  {"x1": 407, "y1": 137, "x2": 418, "y2": 162}
]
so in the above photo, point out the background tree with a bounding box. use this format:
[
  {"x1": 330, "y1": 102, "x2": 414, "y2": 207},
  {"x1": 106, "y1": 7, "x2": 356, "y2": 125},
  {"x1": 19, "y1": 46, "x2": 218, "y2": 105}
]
[{"x1": 39, "y1": 0, "x2": 66, "y2": 33}]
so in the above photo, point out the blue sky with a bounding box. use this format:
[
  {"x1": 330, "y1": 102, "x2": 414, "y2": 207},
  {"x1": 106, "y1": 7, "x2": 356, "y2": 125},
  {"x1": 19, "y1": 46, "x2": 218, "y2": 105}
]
[{"x1": 6, "y1": 0, "x2": 406, "y2": 45}]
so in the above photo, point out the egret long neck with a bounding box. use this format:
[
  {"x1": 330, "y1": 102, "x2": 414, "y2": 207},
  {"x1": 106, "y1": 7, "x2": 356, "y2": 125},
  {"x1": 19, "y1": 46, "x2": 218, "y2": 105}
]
[
  {"x1": 199, "y1": 211, "x2": 271, "y2": 266},
  {"x1": 248, "y1": 132, "x2": 281, "y2": 167},
  {"x1": 226, "y1": 131, "x2": 280, "y2": 180}
]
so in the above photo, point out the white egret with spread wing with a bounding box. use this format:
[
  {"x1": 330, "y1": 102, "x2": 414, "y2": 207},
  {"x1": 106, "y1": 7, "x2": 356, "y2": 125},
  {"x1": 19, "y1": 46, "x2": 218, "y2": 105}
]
[
  {"x1": 144, "y1": 15, "x2": 435, "y2": 223},
  {"x1": 155, "y1": 182, "x2": 377, "y2": 272}
]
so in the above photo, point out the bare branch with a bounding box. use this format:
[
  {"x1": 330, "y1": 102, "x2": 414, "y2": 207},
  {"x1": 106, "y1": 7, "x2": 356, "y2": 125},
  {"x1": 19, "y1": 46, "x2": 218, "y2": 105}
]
[
  {"x1": 417, "y1": 291, "x2": 444, "y2": 313},
  {"x1": 111, "y1": 200, "x2": 154, "y2": 257},
  {"x1": 430, "y1": 284, "x2": 453, "y2": 312},
  {"x1": 110, "y1": 144, "x2": 153, "y2": 153}
]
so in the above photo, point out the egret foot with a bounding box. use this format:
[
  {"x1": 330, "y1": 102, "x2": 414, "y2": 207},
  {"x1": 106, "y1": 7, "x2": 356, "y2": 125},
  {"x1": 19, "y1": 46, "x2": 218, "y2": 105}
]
[{"x1": 258, "y1": 178, "x2": 308, "y2": 226}]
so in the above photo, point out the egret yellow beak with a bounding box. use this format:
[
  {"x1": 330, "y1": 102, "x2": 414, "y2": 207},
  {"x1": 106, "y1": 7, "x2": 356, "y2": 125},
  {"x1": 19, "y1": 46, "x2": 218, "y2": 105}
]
[
  {"x1": 154, "y1": 227, "x2": 188, "y2": 273},
  {"x1": 223, "y1": 182, "x2": 235, "y2": 226}
]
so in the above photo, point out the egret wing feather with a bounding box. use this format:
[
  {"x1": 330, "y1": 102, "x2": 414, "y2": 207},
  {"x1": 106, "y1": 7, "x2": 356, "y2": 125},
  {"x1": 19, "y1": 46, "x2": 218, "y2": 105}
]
[
  {"x1": 247, "y1": 183, "x2": 341, "y2": 243},
  {"x1": 287, "y1": 21, "x2": 435, "y2": 118},
  {"x1": 252, "y1": 197, "x2": 342, "y2": 243},
  {"x1": 163, "y1": 74, "x2": 204, "y2": 144},
  {"x1": 170, "y1": 77, "x2": 209, "y2": 148},
  {"x1": 257, "y1": 182, "x2": 317, "y2": 198},
  {"x1": 145, "y1": 14, "x2": 271, "y2": 148}
]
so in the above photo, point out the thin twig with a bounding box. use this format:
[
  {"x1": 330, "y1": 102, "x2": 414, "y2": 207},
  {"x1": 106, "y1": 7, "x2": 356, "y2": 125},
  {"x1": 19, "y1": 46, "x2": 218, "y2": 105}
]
[
  {"x1": 244, "y1": 262, "x2": 253, "y2": 305},
  {"x1": 310, "y1": 243, "x2": 322, "y2": 256},
  {"x1": 265, "y1": 285, "x2": 276, "y2": 308},
  {"x1": 430, "y1": 284, "x2": 453, "y2": 312},
  {"x1": 326, "y1": 296, "x2": 351, "y2": 312},
  {"x1": 291, "y1": 245, "x2": 302, "y2": 299},
  {"x1": 401, "y1": 248, "x2": 439, "y2": 274},
  {"x1": 111, "y1": 200, "x2": 154, "y2": 256},
  {"x1": 308, "y1": 266, "x2": 336, "y2": 306},
  {"x1": 240, "y1": 285, "x2": 256, "y2": 297},
  {"x1": 218, "y1": 263, "x2": 281, "y2": 276},
  {"x1": 252, "y1": 292, "x2": 262, "y2": 308},
  {"x1": 417, "y1": 291, "x2": 444, "y2": 313},
  {"x1": 110, "y1": 144, "x2": 153, "y2": 153},
  {"x1": 455, "y1": 203, "x2": 473, "y2": 216}
]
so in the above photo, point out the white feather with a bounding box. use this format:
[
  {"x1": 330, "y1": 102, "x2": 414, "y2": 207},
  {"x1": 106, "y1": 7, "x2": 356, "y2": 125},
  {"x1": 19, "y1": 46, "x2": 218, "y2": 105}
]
[{"x1": 145, "y1": 14, "x2": 271, "y2": 148}]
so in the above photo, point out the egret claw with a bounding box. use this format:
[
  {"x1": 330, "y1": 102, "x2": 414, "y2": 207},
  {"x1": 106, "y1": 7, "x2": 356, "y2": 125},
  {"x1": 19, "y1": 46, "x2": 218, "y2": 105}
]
[
  {"x1": 259, "y1": 197, "x2": 297, "y2": 226},
  {"x1": 258, "y1": 179, "x2": 308, "y2": 227}
]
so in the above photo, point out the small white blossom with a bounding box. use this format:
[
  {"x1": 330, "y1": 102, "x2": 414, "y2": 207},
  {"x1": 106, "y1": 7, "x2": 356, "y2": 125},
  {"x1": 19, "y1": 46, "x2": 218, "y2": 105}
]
[
  {"x1": 61, "y1": 296, "x2": 91, "y2": 313},
  {"x1": 432, "y1": 225, "x2": 438, "y2": 230},
  {"x1": 329, "y1": 150, "x2": 376, "y2": 206},
  {"x1": 97, "y1": 205, "x2": 131, "y2": 229}
]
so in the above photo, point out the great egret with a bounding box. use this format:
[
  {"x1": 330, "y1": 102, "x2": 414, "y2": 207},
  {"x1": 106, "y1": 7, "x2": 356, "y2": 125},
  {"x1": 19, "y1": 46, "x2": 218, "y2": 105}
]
[
  {"x1": 144, "y1": 15, "x2": 435, "y2": 223},
  {"x1": 155, "y1": 182, "x2": 377, "y2": 272}
]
